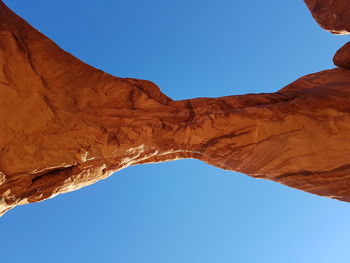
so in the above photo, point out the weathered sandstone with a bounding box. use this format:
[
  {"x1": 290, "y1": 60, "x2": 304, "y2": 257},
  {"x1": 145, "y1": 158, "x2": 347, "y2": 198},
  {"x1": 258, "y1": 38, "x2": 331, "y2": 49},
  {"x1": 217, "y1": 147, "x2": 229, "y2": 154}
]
[
  {"x1": 304, "y1": 0, "x2": 350, "y2": 34},
  {"x1": 334, "y1": 41, "x2": 350, "y2": 68},
  {"x1": 1, "y1": 1, "x2": 350, "y2": 215}
]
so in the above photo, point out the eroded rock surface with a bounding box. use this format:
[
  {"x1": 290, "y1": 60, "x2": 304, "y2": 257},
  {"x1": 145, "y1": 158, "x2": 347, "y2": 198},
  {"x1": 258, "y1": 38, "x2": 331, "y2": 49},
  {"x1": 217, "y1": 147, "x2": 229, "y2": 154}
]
[
  {"x1": 1, "y1": 1, "x2": 350, "y2": 215},
  {"x1": 334, "y1": 41, "x2": 350, "y2": 68},
  {"x1": 304, "y1": 0, "x2": 350, "y2": 34}
]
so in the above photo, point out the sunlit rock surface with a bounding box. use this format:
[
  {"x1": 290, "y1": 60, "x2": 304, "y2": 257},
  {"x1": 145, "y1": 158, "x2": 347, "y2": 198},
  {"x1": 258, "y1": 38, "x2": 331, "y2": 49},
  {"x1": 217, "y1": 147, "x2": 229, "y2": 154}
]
[
  {"x1": 304, "y1": 0, "x2": 350, "y2": 34},
  {"x1": 1, "y1": 1, "x2": 350, "y2": 215}
]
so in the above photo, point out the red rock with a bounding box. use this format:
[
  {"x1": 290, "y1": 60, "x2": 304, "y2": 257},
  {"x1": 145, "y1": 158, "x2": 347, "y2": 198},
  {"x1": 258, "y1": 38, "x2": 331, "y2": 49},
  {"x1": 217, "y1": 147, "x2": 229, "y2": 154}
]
[
  {"x1": 304, "y1": 0, "x2": 350, "y2": 34},
  {"x1": 1, "y1": 1, "x2": 350, "y2": 215},
  {"x1": 333, "y1": 41, "x2": 350, "y2": 68}
]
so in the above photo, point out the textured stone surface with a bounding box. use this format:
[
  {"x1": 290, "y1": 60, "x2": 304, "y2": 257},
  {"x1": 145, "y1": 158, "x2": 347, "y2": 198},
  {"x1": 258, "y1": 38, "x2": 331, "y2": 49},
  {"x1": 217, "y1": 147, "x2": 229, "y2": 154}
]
[
  {"x1": 304, "y1": 0, "x2": 350, "y2": 34},
  {"x1": 334, "y1": 41, "x2": 350, "y2": 68},
  {"x1": 1, "y1": 1, "x2": 350, "y2": 215}
]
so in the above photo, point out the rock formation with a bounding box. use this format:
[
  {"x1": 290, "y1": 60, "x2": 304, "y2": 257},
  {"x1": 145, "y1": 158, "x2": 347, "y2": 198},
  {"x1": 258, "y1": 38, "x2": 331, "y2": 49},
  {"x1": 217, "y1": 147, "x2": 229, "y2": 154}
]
[
  {"x1": 334, "y1": 41, "x2": 350, "y2": 69},
  {"x1": 1, "y1": 0, "x2": 350, "y2": 215},
  {"x1": 304, "y1": 0, "x2": 350, "y2": 34}
]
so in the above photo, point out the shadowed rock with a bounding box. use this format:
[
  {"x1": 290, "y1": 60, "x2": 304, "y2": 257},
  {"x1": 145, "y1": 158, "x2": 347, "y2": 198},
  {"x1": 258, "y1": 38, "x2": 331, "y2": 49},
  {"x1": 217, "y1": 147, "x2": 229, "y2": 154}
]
[
  {"x1": 304, "y1": 0, "x2": 350, "y2": 34},
  {"x1": 334, "y1": 42, "x2": 350, "y2": 68},
  {"x1": 1, "y1": 1, "x2": 350, "y2": 215}
]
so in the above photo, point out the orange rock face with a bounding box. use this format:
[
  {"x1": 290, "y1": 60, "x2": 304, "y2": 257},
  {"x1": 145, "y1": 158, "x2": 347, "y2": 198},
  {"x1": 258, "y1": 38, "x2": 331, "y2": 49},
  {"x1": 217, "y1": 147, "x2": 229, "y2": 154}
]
[
  {"x1": 1, "y1": 1, "x2": 350, "y2": 215},
  {"x1": 304, "y1": 0, "x2": 350, "y2": 34}
]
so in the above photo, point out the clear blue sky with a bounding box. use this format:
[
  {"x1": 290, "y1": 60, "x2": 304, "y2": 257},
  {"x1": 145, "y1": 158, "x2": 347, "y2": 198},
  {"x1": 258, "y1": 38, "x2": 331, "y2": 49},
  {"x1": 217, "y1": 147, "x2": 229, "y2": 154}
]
[{"x1": 2, "y1": 1, "x2": 350, "y2": 262}]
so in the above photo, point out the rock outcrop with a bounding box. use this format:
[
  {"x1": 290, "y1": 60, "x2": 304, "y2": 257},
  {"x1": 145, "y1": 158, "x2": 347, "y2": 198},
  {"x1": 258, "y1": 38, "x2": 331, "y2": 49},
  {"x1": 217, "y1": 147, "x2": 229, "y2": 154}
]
[
  {"x1": 304, "y1": 0, "x2": 350, "y2": 34},
  {"x1": 334, "y1": 41, "x2": 350, "y2": 68},
  {"x1": 1, "y1": 1, "x2": 350, "y2": 215}
]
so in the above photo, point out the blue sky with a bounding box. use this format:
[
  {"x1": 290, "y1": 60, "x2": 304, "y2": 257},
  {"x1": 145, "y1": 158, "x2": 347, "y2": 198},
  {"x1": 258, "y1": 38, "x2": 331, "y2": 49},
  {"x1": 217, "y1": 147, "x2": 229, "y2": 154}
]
[{"x1": 2, "y1": 1, "x2": 350, "y2": 262}]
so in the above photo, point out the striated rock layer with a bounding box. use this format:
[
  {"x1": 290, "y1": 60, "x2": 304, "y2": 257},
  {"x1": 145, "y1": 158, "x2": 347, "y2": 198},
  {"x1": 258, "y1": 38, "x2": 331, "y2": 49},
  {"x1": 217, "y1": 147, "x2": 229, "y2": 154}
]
[
  {"x1": 304, "y1": 0, "x2": 350, "y2": 34},
  {"x1": 1, "y1": 1, "x2": 350, "y2": 215}
]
